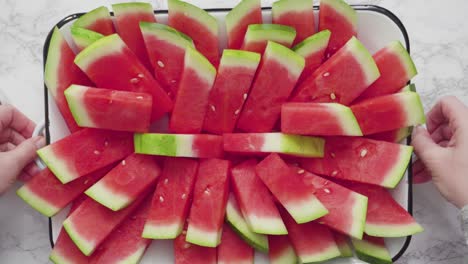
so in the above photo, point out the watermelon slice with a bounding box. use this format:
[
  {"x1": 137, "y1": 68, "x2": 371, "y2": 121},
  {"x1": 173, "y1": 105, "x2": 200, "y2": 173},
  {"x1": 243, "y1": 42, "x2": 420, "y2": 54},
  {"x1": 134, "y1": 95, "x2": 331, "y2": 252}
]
[
  {"x1": 74, "y1": 34, "x2": 173, "y2": 121},
  {"x1": 63, "y1": 192, "x2": 148, "y2": 256},
  {"x1": 295, "y1": 166, "x2": 367, "y2": 239},
  {"x1": 112, "y1": 2, "x2": 156, "y2": 71},
  {"x1": 37, "y1": 128, "x2": 134, "y2": 184},
  {"x1": 174, "y1": 231, "x2": 217, "y2": 264},
  {"x1": 367, "y1": 127, "x2": 412, "y2": 143},
  {"x1": 140, "y1": 22, "x2": 194, "y2": 97},
  {"x1": 70, "y1": 27, "x2": 104, "y2": 51},
  {"x1": 168, "y1": 0, "x2": 220, "y2": 66},
  {"x1": 203, "y1": 49, "x2": 261, "y2": 134},
  {"x1": 223, "y1": 133, "x2": 324, "y2": 158},
  {"x1": 231, "y1": 160, "x2": 288, "y2": 235},
  {"x1": 85, "y1": 154, "x2": 160, "y2": 211},
  {"x1": 281, "y1": 103, "x2": 363, "y2": 136},
  {"x1": 272, "y1": 0, "x2": 315, "y2": 45},
  {"x1": 143, "y1": 158, "x2": 199, "y2": 239},
  {"x1": 291, "y1": 37, "x2": 380, "y2": 104},
  {"x1": 217, "y1": 224, "x2": 254, "y2": 264},
  {"x1": 280, "y1": 207, "x2": 341, "y2": 263},
  {"x1": 333, "y1": 232, "x2": 353, "y2": 257},
  {"x1": 351, "y1": 92, "x2": 426, "y2": 135},
  {"x1": 352, "y1": 235, "x2": 392, "y2": 264},
  {"x1": 268, "y1": 235, "x2": 298, "y2": 264},
  {"x1": 241, "y1": 24, "x2": 297, "y2": 54},
  {"x1": 17, "y1": 165, "x2": 113, "y2": 217},
  {"x1": 88, "y1": 199, "x2": 152, "y2": 264},
  {"x1": 344, "y1": 181, "x2": 423, "y2": 237},
  {"x1": 256, "y1": 154, "x2": 328, "y2": 223},
  {"x1": 186, "y1": 159, "x2": 230, "y2": 247},
  {"x1": 225, "y1": 0, "x2": 262, "y2": 49},
  {"x1": 319, "y1": 0, "x2": 357, "y2": 57},
  {"x1": 225, "y1": 193, "x2": 269, "y2": 252},
  {"x1": 355, "y1": 41, "x2": 418, "y2": 101},
  {"x1": 72, "y1": 6, "x2": 115, "y2": 35},
  {"x1": 237, "y1": 41, "x2": 305, "y2": 132},
  {"x1": 64, "y1": 85, "x2": 153, "y2": 132},
  {"x1": 300, "y1": 137, "x2": 413, "y2": 188},
  {"x1": 134, "y1": 133, "x2": 223, "y2": 158},
  {"x1": 293, "y1": 30, "x2": 331, "y2": 84},
  {"x1": 44, "y1": 27, "x2": 92, "y2": 133},
  {"x1": 170, "y1": 47, "x2": 216, "y2": 133}
]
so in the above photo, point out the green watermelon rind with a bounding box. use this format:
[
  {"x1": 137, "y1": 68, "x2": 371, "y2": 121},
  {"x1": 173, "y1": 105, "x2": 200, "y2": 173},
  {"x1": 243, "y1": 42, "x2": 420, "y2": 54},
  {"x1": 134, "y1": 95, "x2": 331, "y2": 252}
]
[
  {"x1": 270, "y1": 243, "x2": 298, "y2": 264},
  {"x1": 134, "y1": 133, "x2": 177, "y2": 157},
  {"x1": 64, "y1": 84, "x2": 93, "y2": 128},
  {"x1": 62, "y1": 218, "x2": 95, "y2": 256},
  {"x1": 70, "y1": 27, "x2": 104, "y2": 50},
  {"x1": 44, "y1": 27, "x2": 65, "y2": 98},
  {"x1": 140, "y1": 22, "x2": 194, "y2": 50},
  {"x1": 352, "y1": 238, "x2": 392, "y2": 264},
  {"x1": 263, "y1": 133, "x2": 325, "y2": 158},
  {"x1": 399, "y1": 84, "x2": 416, "y2": 93},
  {"x1": 326, "y1": 103, "x2": 363, "y2": 136},
  {"x1": 380, "y1": 144, "x2": 413, "y2": 188},
  {"x1": 272, "y1": 0, "x2": 314, "y2": 17},
  {"x1": 184, "y1": 46, "x2": 217, "y2": 85},
  {"x1": 84, "y1": 180, "x2": 132, "y2": 211},
  {"x1": 185, "y1": 224, "x2": 221, "y2": 248},
  {"x1": 225, "y1": 195, "x2": 269, "y2": 252},
  {"x1": 168, "y1": 0, "x2": 218, "y2": 36},
  {"x1": 264, "y1": 41, "x2": 305, "y2": 80},
  {"x1": 348, "y1": 193, "x2": 368, "y2": 239},
  {"x1": 293, "y1": 29, "x2": 331, "y2": 58},
  {"x1": 298, "y1": 243, "x2": 341, "y2": 263},
  {"x1": 387, "y1": 41, "x2": 418, "y2": 80},
  {"x1": 346, "y1": 37, "x2": 381, "y2": 87},
  {"x1": 142, "y1": 222, "x2": 182, "y2": 239},
  {"x1": 365, "y1": 222, "x2": 424, "y2": 238},
  {"x1": 225, "y1": 0, "x2": 260, "y2": 34},
  {"x1": 74, "y1": 34, "x2": 125, "y2": 71},
  {"x1": 283, "y1": 196, "x2": 329, "y2": 224},
  {"x1": 221, "y1": 49, "x2": 261, "y2": 70},
  {"x1": 37, "y1": 147, "x2": 78, "y2": 184},
  {"x1": 336, "y1": 240, "x2": 353, "y2": 258},
  {"x1": 244, "y1": 214, "x2": 288, "y2": 235},
  {"x1": 118, "y1": 245, "x2": 147, "y2": 264},
  {"x1": 321, "y1": 0, "x2": 357, "y2": 27},
  {"x1": 401, "y1": 92, "x2": 426, "y2": 127},
  {"x1": 73, "y1": 6, "x2": 111, "y2": 29},
  {"x1": 112, "y1": 2, "x2": 154, "y2": 15},
  {"x1": 244, "y1": 24, "x2": 297, "y2": 48},
  {"x1": 16, "y1": 186, "x2": 60, "y2": 217},
  {"x1": 49, "y1": 250, "x2": 69, "y2": 264}
]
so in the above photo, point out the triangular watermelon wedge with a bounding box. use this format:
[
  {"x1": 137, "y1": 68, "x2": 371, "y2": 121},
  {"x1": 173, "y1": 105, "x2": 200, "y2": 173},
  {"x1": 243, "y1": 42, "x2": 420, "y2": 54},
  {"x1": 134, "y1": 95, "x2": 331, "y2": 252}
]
[
  {"x1": 72, "y1": 6, "x2": 115, "y2": 35},
  {"x1": 351, "y1": 235, "x2": 392, "y2": 264},
  {"x1": 225, "y1": 0, "x2": 262, "y2": 49},
  {"x1": 272, "y1": 0, "x2": 315, "y2": 45}
]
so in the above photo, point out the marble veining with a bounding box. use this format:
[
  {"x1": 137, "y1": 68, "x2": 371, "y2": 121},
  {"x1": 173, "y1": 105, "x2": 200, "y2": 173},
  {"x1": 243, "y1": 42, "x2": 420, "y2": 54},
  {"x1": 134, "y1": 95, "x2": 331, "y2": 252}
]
[{"x1": 1, "y1": 0, "x2": 468, "y2": 263}]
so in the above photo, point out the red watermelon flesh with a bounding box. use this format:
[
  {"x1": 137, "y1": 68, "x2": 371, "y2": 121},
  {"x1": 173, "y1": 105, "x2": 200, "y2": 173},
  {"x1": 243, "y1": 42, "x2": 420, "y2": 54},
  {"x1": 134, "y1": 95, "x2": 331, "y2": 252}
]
[
  {"x1": 203, "y1": 49, "x2": 261, "y2": 134},
  {"x1": 292, "y1": 165, "x2": 367, "y2": 239},
  {"x1": 280, "y1": 207, "x2": 341, "y2": 263},
  {"x1": 343, "y1": 181, "x2": 424, "y2": 237},
  {"x1": 17, "y1": 165, "x2": 114, "y2": 217},
  {"x1": 44, "y1": 27, "x2": 92, "y2": 133},
  {"x1": 272, "y1": 0, "x2": 315, "y2": 45},
  {"x1": 237, "y1": 41, "x2": 305, "y2": 132},
  {"x1": 256, "y1": 154, "x2": 328, "y2": 223},
  {"x1": 88, "y1": 198, "x2": 152, "y2": 264},
  {"x1": 268, "y1": 235, "x2": 298, "y2": 264},
  {"x1": 231, "y1": 160, "x2": 287, "y2": 235},
  {"x1": 367, "y1": 127, "x2": 412, "y2": 143},
  {"x1": 64, "y1": 85, "x2": 153, "y2": 132},
  {"x1": 300, "y1": 137, "x2": 413, "y2": 188},
  {"x1": 186, "y1": 159, "x2": 230, "y2": 247},
  {"x1": 37, "y1": 128, "x2": 134, "y2": 184},
  {"x1": 74, "y1": 34, "x2": 173, "y2": 121},
  {"x1": 112, "y1": 2, "x2": 156, "y2": 71},
  {"x1": 85, "y1": 154, "x2": 160, "y2": 211},
  {"x1": 140, "y1": 22, "x2": 194, "y2": 98},
  {"x1": 174, "y1": 231, "x2": 217, "y2": 264},
  {"x1": 62, "y1": 190, "x2": 149, "y2": 256},
  {"x1": 217, "y1": 224, "x2": 254, "y2": 264},
  {"x1": 73, "y1": 6, "x2": 115, "y2": 35},
  {"x1": 143, "y1": 158, "x2": 199, "y2": 239},
  {"x1": 168, "y1": 0, "x2": 220, "y2": 66},
  {"x1": 332, "y1": 232, "x2": 353, "y2": 257},
  {"x1": 351, "y1": 92, "x2": 426, "y2": 135},
  {"x1": 355, "y1": 41, "x2": 418, "y2": 101},
  {"x1": 225, "y1": 0, "x2": 262, "y2": 49},
  {"x1": 319, "y1": 0, "x2": 357, "y2": 57},
  {"x1": 290, "y1": 37, "x2": 380, "y2": 105},
  {"x1": 170, "y1": 47, "x2": 216, "y2": 133}
]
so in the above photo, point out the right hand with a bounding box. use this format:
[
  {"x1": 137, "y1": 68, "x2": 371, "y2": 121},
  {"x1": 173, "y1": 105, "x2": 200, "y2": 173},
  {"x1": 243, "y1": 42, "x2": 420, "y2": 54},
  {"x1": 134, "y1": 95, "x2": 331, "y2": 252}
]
[{"x1": 412, "y1": 96, "x2": 468, "y2": 209}]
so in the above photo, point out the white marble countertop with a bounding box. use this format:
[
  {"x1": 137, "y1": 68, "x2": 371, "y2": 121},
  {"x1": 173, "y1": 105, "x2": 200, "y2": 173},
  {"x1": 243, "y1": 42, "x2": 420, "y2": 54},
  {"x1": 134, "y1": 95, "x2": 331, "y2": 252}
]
[{"x1": 1, "y1": 0, "x2": 468, "y2": 263}]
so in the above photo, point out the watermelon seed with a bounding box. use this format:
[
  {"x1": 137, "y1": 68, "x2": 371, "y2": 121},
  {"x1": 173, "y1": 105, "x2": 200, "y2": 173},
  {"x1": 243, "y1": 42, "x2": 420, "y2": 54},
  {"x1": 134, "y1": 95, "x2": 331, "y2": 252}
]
[
  {"x1": 330, "y1": 152, "x2": 336, "y2": 158},
  {"x1": 297, "y1": 169, "x2": 305, "y2": 174},
  {"x1": 243, "y1": 93, "x2": 248, "y2": 100},
  {"x1": 104, "y1": 141, "x2": 109, "y2": 147},
  {"x1": 323, "y1": 72, "x2": 330, "y2": 77},
  {"x1": 138, "y1": 73, "x2": 144, "y2": 78},
  {"x1": 181, "y1": 193, "x2": 186, "y2": 199},
  {"x1": 136, "y1": 96, "x2": 144, "y2": 100},
  {"x1": 159, "y1": 196, "x2": 164, "y2": 202},
  {"x1": 360, "y1": 149, "x2": 368, "y2": 157},
  {"x1": 331, "y1": 170, "x2": 338, "y2": 176},
  {"x1": 182, "y1": 230, "x2": 187, "y2": 235},
  {"x1": 171, "y1": 80, "x2": 176, "y2": 83},
  {"x1": 131, "y1": 216, "x2": 137, "y2": 220},
  {"x1": 122, "y1": 160, "x2": 126, "y2": 166},
  {"x1": 84, "y1": 180, "x2": 89, "y2": 185},
  {"x1": 93, "y1": 150, "x2": 100, "y2": 155},
  {"x1": 164, "y1": 178, "x2": 168, "y2": 185},
  {"x1": 183, "y1": 243, "x2": 191, "y2": 249},
  {"x1": 210, "y1": 105, "x2": 216, "y2": 112},
  {"x1": 130, "y1": 78, "x2": 140, "y2": 84},
  {"x1": 204, "y1": 188, "x2": 211, "y2": 195},
  {"x1": 330, "y1": 93, "x2": 336, "y2": 100},
  {"x1": 157, "y1": 61, "x2": 165, "y2": 68},
  {"x1": 324, "y1": 188, "x2": 331, "y2": 194},
  {"x1": 234, "y1": 109, "x2": 240, "y2": 115}
]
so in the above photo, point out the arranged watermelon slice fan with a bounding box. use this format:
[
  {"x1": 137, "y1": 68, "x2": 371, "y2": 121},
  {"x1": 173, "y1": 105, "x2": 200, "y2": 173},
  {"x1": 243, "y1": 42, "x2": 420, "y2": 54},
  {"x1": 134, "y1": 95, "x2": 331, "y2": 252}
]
[{"x1": 21, "y1": 0, "x2": 425, "y2": 263}]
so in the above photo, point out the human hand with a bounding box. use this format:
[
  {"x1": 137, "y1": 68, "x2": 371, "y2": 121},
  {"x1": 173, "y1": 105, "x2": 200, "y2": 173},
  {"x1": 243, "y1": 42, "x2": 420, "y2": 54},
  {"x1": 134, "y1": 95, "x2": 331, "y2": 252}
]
[
  {"x1": 412, "y1": 96, "x2": 468, "y2": 209},
  {"x1": 0, "y1": 105, "x2": 45, "y2": 194}
]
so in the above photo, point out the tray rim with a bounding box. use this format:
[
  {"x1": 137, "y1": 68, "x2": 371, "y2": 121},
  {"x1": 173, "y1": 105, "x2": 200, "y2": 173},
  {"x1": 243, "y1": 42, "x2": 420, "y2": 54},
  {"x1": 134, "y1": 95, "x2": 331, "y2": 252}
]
[{"x1": 42, "y1": 4, "x2": 413, "y2": 262}]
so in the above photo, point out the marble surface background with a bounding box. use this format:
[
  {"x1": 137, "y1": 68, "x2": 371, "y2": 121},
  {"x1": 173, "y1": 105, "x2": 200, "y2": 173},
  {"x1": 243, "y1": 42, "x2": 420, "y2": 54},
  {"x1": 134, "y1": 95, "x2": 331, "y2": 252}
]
[{"x1": 1, "y1": 0, "x2": 468, "y2": 263}]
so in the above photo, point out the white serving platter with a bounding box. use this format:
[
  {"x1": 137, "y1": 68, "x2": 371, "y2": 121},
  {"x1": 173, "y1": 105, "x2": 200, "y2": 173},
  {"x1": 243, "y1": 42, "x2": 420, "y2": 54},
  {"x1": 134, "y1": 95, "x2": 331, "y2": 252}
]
[{"x1": 42, "y1": 5, "x2": 414, "y2": 263}]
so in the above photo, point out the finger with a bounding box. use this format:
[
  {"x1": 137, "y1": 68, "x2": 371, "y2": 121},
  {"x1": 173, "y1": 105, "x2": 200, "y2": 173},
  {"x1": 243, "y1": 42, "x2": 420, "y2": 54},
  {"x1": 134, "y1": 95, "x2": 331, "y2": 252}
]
[
  {"x1": 413, "y1": 169, "x2": 432, "y2": 184},
  {"x1": 0, "y1": 142, "x2": 15, "y2": 152},
  {"x1": 438, "y1": 140, "x2": 450, "y2": 148},
  {"x1": 412, "y1": 125, "x2": 442, "y2": 161},
  {"x1": 0, "y1": 128, "x2": 27, "y2": 146},
  {"x1": 6, "y1": 136, "x2": 45, "y2": 177},
  {"x1": 430, "y1": 123, "x2": 452, "y2": 144},
  {"x1": 426, "y1": 96, "x2": 468, "y2": 134},
  {"x1": 0, "y1": 105, "x2": 36, "y2": 138}
]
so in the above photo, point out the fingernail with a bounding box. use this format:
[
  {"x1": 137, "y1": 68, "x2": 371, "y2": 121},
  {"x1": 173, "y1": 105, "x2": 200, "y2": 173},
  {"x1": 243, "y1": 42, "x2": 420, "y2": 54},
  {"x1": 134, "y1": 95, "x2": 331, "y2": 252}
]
[{"x1": 33, "y1": 136, "x2": 46, "y2": 149}]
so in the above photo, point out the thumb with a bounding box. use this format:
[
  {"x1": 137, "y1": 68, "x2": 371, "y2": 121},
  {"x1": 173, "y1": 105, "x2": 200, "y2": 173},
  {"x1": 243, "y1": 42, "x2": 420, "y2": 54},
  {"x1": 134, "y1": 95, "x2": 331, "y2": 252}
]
[
  {"x1": 7, "y1": 136, "x2": 45, "y2": 175},
  {"x1": 412, "y1": 125, "x2": 441, "y2": 161}
]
